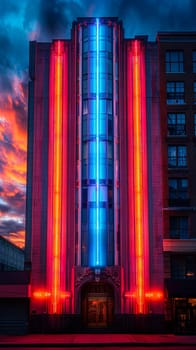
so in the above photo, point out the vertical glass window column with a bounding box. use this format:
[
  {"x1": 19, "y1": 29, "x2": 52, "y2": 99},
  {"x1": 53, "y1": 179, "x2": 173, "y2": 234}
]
[
  {"x1": 85, "y1": 22, "x2": 101, "y2": 267},
  {"x1": 81, "y1": 20, "x2": 106, "y2": 267},
  {"x1": 90, "y1": 19, "x2": 107, "y2": 267},
  {"x1": 81, "y1": 20, "x2": 114, "y2": 267}
]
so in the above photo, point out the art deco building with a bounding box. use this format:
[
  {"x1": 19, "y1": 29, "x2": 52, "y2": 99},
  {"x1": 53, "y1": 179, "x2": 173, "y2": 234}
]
[
  {"x1": 23, "y1": 18, "x2": 196, "y2": 332},
  {"x1": 25, "y1": 17, "x2": 163, "y2": 331}
]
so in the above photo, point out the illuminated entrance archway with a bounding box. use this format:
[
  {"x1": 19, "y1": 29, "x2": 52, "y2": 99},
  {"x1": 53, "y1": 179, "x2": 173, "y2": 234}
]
[{"x1": 81, "y1": 282, "x2": 114, "y2": 328}]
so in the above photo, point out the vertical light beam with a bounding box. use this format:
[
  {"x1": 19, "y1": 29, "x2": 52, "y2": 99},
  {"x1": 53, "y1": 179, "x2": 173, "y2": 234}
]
[
  {"x1": 48, "y1": 40, "x2": 68, "y2": 314},
  {"x1": 52, "y1": 40, "x2": 62, "y2": 313},
  {"x1": 133, "y1": 40, "x2": 144, "y2": 313},
  {"x1": 127, "y1": 40, "x2": 149, "y2": 314},
  {"x1": 96, "y1": 18, "x2": 100, "y2": 266},
  {"x1": 88, "y1": 19, "x2": 107, "y2": 267}
]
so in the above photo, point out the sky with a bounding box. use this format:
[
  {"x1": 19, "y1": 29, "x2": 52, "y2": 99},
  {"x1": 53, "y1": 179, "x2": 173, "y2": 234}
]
[{"x1": 0, "y1": 0, "x2": 196, "y2": 249}]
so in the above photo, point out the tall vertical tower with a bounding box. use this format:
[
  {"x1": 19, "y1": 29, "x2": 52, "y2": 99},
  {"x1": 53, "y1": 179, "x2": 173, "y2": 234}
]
[
  {"x1": 73, "y1": 18, "x2": 121, "y2": 268},
  {"x1": 26, "y1": 17, "x2": 164, "y2": 331}
]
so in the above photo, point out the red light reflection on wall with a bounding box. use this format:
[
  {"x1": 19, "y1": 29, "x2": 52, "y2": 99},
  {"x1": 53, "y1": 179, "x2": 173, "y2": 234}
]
[
  {"x1": 33, "y1": 290, "x2": 71, "y2": 299},
  {"x1": 125, "y1": 290, "x2": 163, "y2": 301}
]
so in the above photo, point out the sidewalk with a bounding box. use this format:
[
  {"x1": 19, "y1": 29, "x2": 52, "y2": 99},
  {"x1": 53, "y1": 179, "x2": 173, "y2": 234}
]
[{"x1": 0, "y1": 333, "x2": 196, "y2": 347}]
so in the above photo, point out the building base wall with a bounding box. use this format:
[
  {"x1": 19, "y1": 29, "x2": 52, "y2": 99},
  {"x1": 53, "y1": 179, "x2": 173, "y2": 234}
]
[
  {"x1": 0, "y1": 298, "x2": 29, "y2": 335},
  {"x1": 113, "y1": 314, "x2": 165, "y2": 333},
  {"x1": 29, "y1": 313, "x2": 165, "y2": 333},
  {"x1": 30, "y1": 314, "x2": 83, "y2": 333}
]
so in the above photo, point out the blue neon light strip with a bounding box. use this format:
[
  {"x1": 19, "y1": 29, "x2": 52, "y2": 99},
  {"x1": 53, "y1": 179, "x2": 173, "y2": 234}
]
[
  {"x1": 96, "y1": 18, "x2": 100, "y2": 266},
  {"x1": 88, "y1": 19, "x2": 107, "y2": 267}
]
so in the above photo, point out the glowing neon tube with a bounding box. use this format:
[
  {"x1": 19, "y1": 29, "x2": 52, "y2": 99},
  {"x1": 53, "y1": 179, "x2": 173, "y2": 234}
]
[
  {"x1": 52, "y1": 40, "x2": 62, "y2": 313},
  {"x1": 47, "y1": 40, "x2": 68, "y2": 314},
  {"x1": 96, "y1": 18, "x2": 100, "y2": 266},
  {"x1": 61, "y1": 42, "x2": 68, "y2": 312},
  {"x1": 88, "y1": 19, "x2": 107, "y2": 267},
  {"x1": 133, "y1": 40, "x2": 144, "y2": 313},
  {"x1": 127, "y1": 40, "x2": 149, "y2": 314}
]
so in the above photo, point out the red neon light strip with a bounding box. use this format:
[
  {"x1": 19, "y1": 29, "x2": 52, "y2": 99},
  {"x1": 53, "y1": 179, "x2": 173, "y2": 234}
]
[
  {"x1": 61, "y1": 43, "x2": 68, "y2": 313},
  {"x1": 140, "y1": 41, "x2": 150, "y2": 302},
  {"x1": 125, "y1": 290, "x2": 163, "y2": 301},
  {"x1": 47, "y1": 41, "x2": 68, "y2": 314},
  {"x1": 52, "y1": 40, "x2": 62, "y2": 313},
  {"x1": 47, "y1": 48, "x2": 55, "y2": 313},
  {"x1": 133, "y1": 40, "x2": 144, "y2": 313},
  {"x1": 127, "y1": 43, "x2": 135, "y2": 313},
  {"x1": 127, "y1": 40, "x2": 149, "y2": 314},
  {"x1": 33, "y1": 290, "x2": 71, "y2": 299}
]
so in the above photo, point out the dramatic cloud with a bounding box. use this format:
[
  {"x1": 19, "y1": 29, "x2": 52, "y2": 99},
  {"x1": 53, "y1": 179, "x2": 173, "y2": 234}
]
[
  {"x1": 0, "y1": 217, "x2": 25, "y2": 248},
  {"x1": 0, "y1": 72, "x2": 27, "y2": 248},
  {"x1": 0, "y1": 0, "x2": 196, "y2": 248}
]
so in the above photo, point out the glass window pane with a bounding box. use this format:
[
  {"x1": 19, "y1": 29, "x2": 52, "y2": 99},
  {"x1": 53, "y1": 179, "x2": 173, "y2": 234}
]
[
  {"x1": 169, "y1": 216, "x2": 188, "y2": 239},
  {"x1": 82, "y1": 142, "x2": 87, "y2": 159},
  {"x1": 171, "y1": 256, "x2": 185, "y2": 278},
  {"x1": 108, "y1": 142, "x2": 113, "y2": 159},
  {"x1": 168, "y1": 113, "x2": 186, "y2": 135},
  {"x1": 167, "y1": 82, "x2": 184, "y2": 104},
  {"x1": 169, "y1": 178, "x2": 188, "y2": 203},
  {"x1": 178, "y1": 146, "x2": 187, "y2": 167},
  {"x1": 166, "y1": 51, "x2": 184, "y2": 73},
  {"x1": 168, "y1": 146, "x2": 176, "y2": 167},
  {"x1": 83, "y1": 100, "x2": 88, "y2": 114},
  {"x1": 89, "y1": 100, "x2": 96, "y2": 114},
  {"x1": 82, "y1": 118, "x2": 87, "y2": 139},
  {"x1": 168, "y1": 146, "x2": 187, "y2": 167},
  {"x1": 108, "y1": 100, "x2": 113, "y2": 114},
  {"x1": 108, "y1": 119, "x2": 113, "y2": 139}
]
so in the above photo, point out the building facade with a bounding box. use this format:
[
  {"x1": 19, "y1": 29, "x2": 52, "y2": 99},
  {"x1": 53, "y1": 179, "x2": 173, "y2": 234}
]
[
  {"x1": 158, "y1": 32, "x2": 196, "y2": 333},
  {"x1": 25, "y1": 18, "x2": 196, "y2": 332}
]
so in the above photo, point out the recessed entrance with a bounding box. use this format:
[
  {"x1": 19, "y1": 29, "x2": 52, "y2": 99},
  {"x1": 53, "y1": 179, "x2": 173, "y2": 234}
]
[
  {"x1": 174, "y1": 298, "x2": 196, "y2": 333},
  {"x1": 81, "y1": 282, "x2": 114, "y2": 328}
]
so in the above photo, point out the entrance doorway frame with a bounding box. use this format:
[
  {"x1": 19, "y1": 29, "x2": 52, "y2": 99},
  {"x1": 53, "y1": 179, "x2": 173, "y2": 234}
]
[{"x1": 81, "y1": 281, "x2": 114, "y2": 328}]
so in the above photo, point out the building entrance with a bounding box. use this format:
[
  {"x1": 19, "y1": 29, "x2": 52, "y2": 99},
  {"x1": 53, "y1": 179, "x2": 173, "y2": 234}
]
[
  {"x1": 174, "y1": 298, "x2": 196, "y2": 333},
  {"x1": 81, "y1": 282, "x2": 114, "y2": 328}
]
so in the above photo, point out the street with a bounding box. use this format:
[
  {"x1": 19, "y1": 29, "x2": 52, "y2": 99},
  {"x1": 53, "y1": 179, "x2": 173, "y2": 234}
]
[{"x1": 2, "y1": 347, "x2": 196, "y2": 350}]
